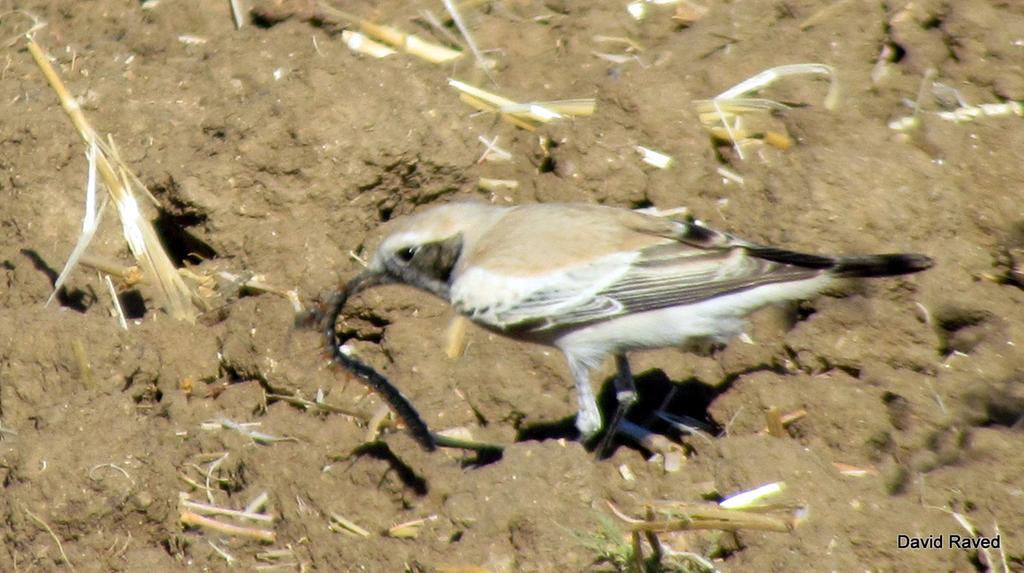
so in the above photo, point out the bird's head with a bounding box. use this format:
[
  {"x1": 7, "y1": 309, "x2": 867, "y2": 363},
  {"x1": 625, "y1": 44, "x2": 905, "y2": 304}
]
[
  {"x1": 364, "y1": 202, "x2": 508, "y2": 298},
  {"x1": 316, "y1": 202, "x2": 510, "y2": 452},
  {"x1": 320, "y1": 201, "x2": 505, "y2": 453}
]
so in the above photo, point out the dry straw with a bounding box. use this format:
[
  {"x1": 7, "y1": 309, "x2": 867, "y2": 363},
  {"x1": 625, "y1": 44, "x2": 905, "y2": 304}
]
[
  {"x1": 441, "y1": 0, "x2": 495, "y2": 80},
  {"x1": 693, "y1": 63, "x2": 839, "y2": 160},
  {"x1": 27, "y1": 36, "x2": 198, "y2": 322},
  {"x1": 317, "y1": 3, "x2": 462, "y2": 64},
  {"x1": 448, "y1": 79, "x2": 596, "y2": 130}
]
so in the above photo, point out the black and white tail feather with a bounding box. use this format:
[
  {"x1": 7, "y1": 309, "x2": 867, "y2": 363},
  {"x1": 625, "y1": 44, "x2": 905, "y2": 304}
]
[{"x1": 747, "y1": 246, "x2": 933, "y2": 278}]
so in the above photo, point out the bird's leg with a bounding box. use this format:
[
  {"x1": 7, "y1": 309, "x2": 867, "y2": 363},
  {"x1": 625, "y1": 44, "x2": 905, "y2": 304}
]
[
  {"x1": 568, "y1": 358, "x2": 602, "y2": 442},
  {"x1": 595, "y1": 354, "x2": 637, "y2": 458}
]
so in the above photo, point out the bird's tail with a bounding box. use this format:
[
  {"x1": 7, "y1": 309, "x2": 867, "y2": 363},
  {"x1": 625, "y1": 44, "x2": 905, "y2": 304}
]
[
  {"x1": 831, "y1": 254, "x2": 934, "y2": 278},
  {"x1": 746, "y1": 247, "x2": 933, "y2": 278}
]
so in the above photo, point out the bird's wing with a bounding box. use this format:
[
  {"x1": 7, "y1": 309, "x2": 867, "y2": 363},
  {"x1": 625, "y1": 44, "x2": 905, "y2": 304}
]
[
  {"x1": 451, "y1": 215, "x2": 831, "y2": 333},
  {"x1": 450, "y1": 251, "x2": 635, "y2": 331},
  {"x1": 583, "y1": 243, "x2": 825, "y2": 320}
]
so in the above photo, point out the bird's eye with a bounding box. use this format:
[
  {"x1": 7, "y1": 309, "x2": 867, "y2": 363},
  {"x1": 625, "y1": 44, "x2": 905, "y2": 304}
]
[{"x1": 396, "y1": 246, "x2": 419, "y2": 262}]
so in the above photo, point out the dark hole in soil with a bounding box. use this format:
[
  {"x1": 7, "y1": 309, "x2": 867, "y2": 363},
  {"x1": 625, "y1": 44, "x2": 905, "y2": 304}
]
[
  {"x1": 152, "y1": 211, "x2": 218, "y2": 266},
  {"x1": 119, "y1": 289, "x2": 147, "y2": 319}
]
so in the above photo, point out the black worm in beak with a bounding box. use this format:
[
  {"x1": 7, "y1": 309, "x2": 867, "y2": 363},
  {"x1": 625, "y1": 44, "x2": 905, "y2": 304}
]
[{"x1": 324, "y1": 271, "x2": 437, "y2": 451}]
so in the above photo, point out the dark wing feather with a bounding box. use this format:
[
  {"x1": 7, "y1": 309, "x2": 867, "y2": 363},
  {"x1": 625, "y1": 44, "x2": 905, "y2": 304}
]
[
  {"x1": 601, "y1": 247, "x2": 823, "y2": 314},
  {"x1": 511, "y1": 241, "x2": 829, "y2": 332}
]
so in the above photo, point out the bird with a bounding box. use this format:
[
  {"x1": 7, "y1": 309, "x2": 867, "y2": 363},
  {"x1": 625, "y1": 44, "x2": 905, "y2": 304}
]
[{"x1": 326, "y1": 201, "x2": 932, "y2": 455}]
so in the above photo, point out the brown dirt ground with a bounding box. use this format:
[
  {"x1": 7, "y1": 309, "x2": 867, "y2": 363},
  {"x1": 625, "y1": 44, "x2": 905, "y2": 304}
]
[{"x1": 2, "y1": 0, "x2": 1024, "y2": 571}]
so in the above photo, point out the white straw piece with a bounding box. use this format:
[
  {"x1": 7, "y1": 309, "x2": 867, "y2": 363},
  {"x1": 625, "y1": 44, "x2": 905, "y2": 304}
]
[
  {"x1": 229, "y1": 0, "x2": 244, "y2": 30},
  {"x1": 47, "y1": 141, "x2": 110, "y2": 307},
  {"x1": 498, "y1": 103, "x2": 563, "y2": 122},
  {"x1": 342, "y1": 31, "x2": 396, "y2": 58},
  {"x1": 441, "y1": 0, "x2": 494, "y2": 79},
  {"x1": 104, "y1": 274, "x2": 129, "y2": 330},
  {"x1": 719, "y1": 482, "x2": 786, "y2": 509},
  {"x1": 716, "y1": 63, "x2": 838, "y2": 110},
  {"x1": 637, "y1": 146, "x2": 674, "y2": 169},
  {"x1": 627, "y1": 1, "x2": 647, "y2": 20}
]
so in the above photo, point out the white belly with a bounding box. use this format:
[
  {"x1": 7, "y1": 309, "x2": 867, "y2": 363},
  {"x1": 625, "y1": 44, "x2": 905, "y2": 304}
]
[{"x1": 554, "y1": 275, "x2": 831, "y2": 368}]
